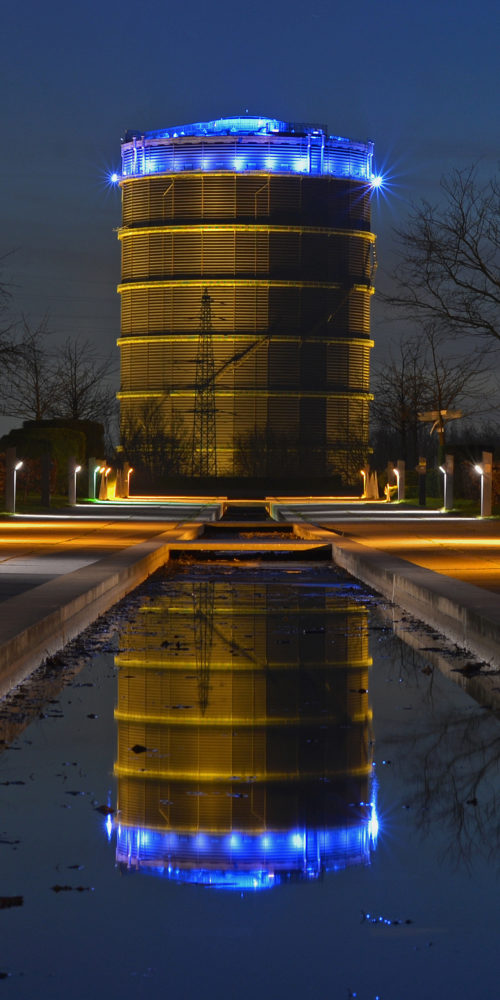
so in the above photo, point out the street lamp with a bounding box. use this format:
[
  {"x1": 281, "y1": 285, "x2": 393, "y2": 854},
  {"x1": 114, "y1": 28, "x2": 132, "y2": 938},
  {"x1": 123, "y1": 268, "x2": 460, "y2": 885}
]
[
  {"x1": 126, "y1": 467, "x2": 134, "y2": 497},
  {"x1": 474, "y1": 455, "x2": 492, "y2": 517},
  {"x1": 74, "y1": 464, "x2": 81, "y2": 502},
  {"x1": 93, "y1": 465, "x2": 105, "y2": 498},
  {"x1": 12, "y1": 461, "x2": 23, "y2": 514},
  {"x1": 360, "y1": 468, "x2": 366, "y2": 498}
]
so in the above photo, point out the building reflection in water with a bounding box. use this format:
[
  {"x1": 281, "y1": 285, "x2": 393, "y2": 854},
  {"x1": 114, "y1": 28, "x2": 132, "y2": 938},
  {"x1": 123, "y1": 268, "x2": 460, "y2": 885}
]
[{"x1": 112, "y1": 578, "x2": 377, "y2": 889}]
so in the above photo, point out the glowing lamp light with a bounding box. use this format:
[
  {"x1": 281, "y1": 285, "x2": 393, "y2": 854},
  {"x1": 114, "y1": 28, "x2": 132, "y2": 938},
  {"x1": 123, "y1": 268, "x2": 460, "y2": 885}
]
[
  {"x1": 110, "y1": 172, "x2": 120, "y2": 184},
  {"x1": 370, "y1": 174, "x2": 383, "y2": 188},
  {"x1": 474, "y1": 464, "x2": 483, "y2": 475}
]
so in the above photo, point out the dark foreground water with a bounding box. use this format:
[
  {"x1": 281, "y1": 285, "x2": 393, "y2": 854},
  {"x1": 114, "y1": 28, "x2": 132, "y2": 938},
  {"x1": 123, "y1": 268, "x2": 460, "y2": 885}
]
[{"x1": 1, "y1": 563, "x2": 499, "y2": 999}]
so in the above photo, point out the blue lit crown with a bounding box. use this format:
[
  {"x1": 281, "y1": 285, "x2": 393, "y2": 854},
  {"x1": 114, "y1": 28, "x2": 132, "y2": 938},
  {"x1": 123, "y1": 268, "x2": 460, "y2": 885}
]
[{"x1": 119, "y1": 117, "x2": 375, "y2": 182}]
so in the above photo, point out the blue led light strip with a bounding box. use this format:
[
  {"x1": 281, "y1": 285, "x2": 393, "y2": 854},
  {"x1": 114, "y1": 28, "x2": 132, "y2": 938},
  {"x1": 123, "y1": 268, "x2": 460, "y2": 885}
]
[{"x1": 119, "y1": 116, "x2": 374, "y2": 183}]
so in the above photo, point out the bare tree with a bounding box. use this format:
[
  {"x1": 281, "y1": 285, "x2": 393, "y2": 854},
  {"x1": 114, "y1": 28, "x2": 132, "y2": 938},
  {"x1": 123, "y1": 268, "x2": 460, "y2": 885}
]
[
  {"x1": 371, "y1": 326, "x2": 490, "y2": 464},
  {"x1": 0, "y1": 315, "x2": 60, "y2": 420},
  {"x1": 371, "y1": 335, "x2": 431, "y2": 466},
  {"x1": 121, "y1": 402, "x2": 190, "y2": 484},
  {"x1": 383, "y1": 166, "x2": 500, "y2": 343},
  {"x1": 0, "y1": 252, "x2": 18, "y2": 365},
  {"x1": 51, "y1": 336, "x2": 116, "y2": 423}
]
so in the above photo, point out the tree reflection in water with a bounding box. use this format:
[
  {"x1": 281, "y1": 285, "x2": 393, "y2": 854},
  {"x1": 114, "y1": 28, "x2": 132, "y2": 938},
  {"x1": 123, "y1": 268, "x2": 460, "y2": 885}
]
[{"x1": 376, "y1": 629, "x2": 500, "y2": 871}]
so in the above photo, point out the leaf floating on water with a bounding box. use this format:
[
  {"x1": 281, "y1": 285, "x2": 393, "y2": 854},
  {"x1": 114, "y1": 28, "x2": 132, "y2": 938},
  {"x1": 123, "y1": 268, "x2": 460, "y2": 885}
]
[
  {"x1": 51, "y1": 885, "x2": 93, "y2": 893},
  {"x1": 0, "y1": 896, "x2": 23, "y2": 909}
]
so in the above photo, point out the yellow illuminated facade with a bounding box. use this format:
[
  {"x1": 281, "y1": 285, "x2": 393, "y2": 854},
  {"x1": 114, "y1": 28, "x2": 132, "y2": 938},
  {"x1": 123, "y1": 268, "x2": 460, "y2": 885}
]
[
  {"x1": 116, "y1": 118, "x2": 376, "y2": 482},
  {"x1": 113, "y1": 579, "x2": 375, "y2": 887}
]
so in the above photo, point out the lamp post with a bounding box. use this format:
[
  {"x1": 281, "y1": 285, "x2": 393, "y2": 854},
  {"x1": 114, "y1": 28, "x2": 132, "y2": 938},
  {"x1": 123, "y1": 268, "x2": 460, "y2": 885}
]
[
  {"x1": 126, "y1": 467, "x2": 134, "y2": 498},
  {"x1": 475, "y1": 451, "x2": 492, "y2": 517},
  {"x1": 68, "y1": 458, "x2": 82, "y2": 506},
  {"x1": 12, "y1": 461, "x2": 23, "y2": 514},
  {"x1": 360, "y1": 468, "x2": 366, "y2": 498},
  {"x1": 439, "y1": 454, "x2": 454, "y2": 511},
  {"x1": 94, "y1": 465, "x2": 105, "y2": 499},
  {"x1": 393, "y1": 466, "x2": 400, "y2": 501}
]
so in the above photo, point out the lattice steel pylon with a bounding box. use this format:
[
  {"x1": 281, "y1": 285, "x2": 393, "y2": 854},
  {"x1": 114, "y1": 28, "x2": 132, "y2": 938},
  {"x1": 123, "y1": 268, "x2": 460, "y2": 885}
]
[
  {"x1": 192, "y1": 580, "x2": 215, "y2": 715},
  {"x1": 192, "y1": 288, "x2": 217, "y2": 476}
]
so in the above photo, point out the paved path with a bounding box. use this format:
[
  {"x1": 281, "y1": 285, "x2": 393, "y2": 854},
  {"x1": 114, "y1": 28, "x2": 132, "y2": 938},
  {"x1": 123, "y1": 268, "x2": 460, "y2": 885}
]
[
  {"x1": 274, "y1": 500, "x2": 500, "y2": 594},
  {"x1": 0, "y1": 501, "x2": 221, "y2": 695}
]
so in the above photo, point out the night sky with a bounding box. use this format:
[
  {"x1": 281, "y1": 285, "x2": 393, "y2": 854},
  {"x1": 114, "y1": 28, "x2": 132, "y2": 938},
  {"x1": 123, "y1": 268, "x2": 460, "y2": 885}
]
[{"x1": 2, "y1": 0, "x2": 499, "y2": 432}]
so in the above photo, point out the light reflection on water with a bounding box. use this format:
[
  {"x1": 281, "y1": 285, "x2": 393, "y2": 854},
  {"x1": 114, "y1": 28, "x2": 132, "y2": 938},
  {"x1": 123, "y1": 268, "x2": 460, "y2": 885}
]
[
  {"x1": 111, "y1": 577, "x2": 378, "y2": 889},
  {"x1": 2, "y1": 564, "x2": 500, "y2": 998}
]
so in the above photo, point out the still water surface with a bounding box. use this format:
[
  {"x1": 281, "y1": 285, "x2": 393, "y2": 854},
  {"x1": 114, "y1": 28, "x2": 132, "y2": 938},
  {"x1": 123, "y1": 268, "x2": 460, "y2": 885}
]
[{"x1": 1, "y1": 564, "x2": 499, "y2": 998}]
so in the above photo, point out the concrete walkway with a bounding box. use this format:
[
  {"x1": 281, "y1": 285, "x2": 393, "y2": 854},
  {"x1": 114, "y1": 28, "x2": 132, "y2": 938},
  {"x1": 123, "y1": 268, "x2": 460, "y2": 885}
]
[
  {"x1": 0, "y1": 504, "x2": 217, "y2": 696},
  {"x1": 281, "y1": 501, "x2": 500, "y2": 668}
]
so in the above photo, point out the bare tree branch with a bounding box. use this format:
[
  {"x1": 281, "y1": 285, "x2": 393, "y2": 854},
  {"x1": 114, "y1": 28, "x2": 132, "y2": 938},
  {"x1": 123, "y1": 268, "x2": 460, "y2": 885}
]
[
  {"x1": 0, "y1": 315, "x2": 60, "y2": 420},
  {"x1": 381, "y1": 167, "x2": 500, "y2": 343},
  {"x1": 50, "y1": 337, "x2": 117, "y2": 423}
]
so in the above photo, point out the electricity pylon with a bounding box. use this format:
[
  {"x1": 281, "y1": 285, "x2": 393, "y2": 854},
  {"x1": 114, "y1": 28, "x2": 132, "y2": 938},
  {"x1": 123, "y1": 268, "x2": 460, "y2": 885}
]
[
  {"x1": 192, "y1": 288, "x2": 217, "y2": 476},
  {"x1": 192, "y1": 580, "x2": 215, "y2": 715}
]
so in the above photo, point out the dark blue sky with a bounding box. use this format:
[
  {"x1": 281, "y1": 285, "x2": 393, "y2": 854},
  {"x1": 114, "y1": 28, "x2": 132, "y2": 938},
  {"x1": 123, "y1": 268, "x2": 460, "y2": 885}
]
[{"x1": 2, "y1": 0, "x2": 499, "y2": 391}]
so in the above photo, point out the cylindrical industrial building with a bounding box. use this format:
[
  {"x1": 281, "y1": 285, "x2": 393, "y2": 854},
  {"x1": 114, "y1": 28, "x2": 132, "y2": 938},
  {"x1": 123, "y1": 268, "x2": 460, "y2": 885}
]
[{"x1": 116, "y1": 116, "x2": 377, "y2": 483}]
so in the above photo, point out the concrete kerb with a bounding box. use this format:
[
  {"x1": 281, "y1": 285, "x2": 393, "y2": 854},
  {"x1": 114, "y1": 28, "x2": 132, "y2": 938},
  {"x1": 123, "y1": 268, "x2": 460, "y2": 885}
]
[
  {"x1": 0, "y1": 523, "x2": 203, "y2": 698},
  {"x1": 320, "y1": 530, "x2": 500, "y2": 669}
]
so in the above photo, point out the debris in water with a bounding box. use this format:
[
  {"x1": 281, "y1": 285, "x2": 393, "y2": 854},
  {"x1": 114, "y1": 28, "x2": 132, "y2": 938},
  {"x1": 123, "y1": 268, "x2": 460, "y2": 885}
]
[
  {"x1": 0, "y1": 896, "x2": 23, "y2": 909},
  {"x1": 51, "y1": 885, "x2": 93, "y2": 893}
]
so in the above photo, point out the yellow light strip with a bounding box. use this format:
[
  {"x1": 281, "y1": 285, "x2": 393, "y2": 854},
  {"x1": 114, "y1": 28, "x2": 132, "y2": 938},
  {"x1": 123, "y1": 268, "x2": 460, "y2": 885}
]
[
  {"x1": 117, "y1": 279, "x2": 374, "y2": 294},
  {"x1": 133, "y1": 604, "x2": 367, "y2": 615},
  {"x1": 120, "y1": 170, "x2": 372, "y2": 185},
  {"x1": 114, "y1": 763, "x2": 372, "y2": 781},
  {"x1": 115, "y1": 657, "x2": 373, "y2": 670},
  {"x1": 118, "y1": 224, "x2": 376, "y2": 242},
  {"x1": 114, "y1": 709, "x2": 372, "y2": 726},
  {"x1": 117, "y1": 390, "x2": 374, "y2": 400},
  {"x1": 117, "y1": 335, "x2": 374, "y2": 347}
]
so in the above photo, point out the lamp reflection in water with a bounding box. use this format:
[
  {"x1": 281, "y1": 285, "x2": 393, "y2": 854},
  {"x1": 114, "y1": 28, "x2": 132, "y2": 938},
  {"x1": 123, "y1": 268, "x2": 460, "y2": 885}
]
[{"x1": 111, "y1": 577, "x2": 377, "y2": 890}]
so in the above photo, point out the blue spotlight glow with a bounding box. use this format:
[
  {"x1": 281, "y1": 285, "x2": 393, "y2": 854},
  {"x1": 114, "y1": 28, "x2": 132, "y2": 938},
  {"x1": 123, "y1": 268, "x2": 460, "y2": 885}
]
[
  {"x1": 110, "y1": 172, "x2": 120, "y2": 184},
  {"x1": 370, "y1": 174, "x2": 383, "y2": 188}
]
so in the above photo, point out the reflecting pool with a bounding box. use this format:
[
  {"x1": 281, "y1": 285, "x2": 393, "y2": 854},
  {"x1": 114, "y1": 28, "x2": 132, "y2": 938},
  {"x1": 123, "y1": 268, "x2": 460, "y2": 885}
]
[{"x1": 1, "y1": 564, "x2": 499, "y2": 999}]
